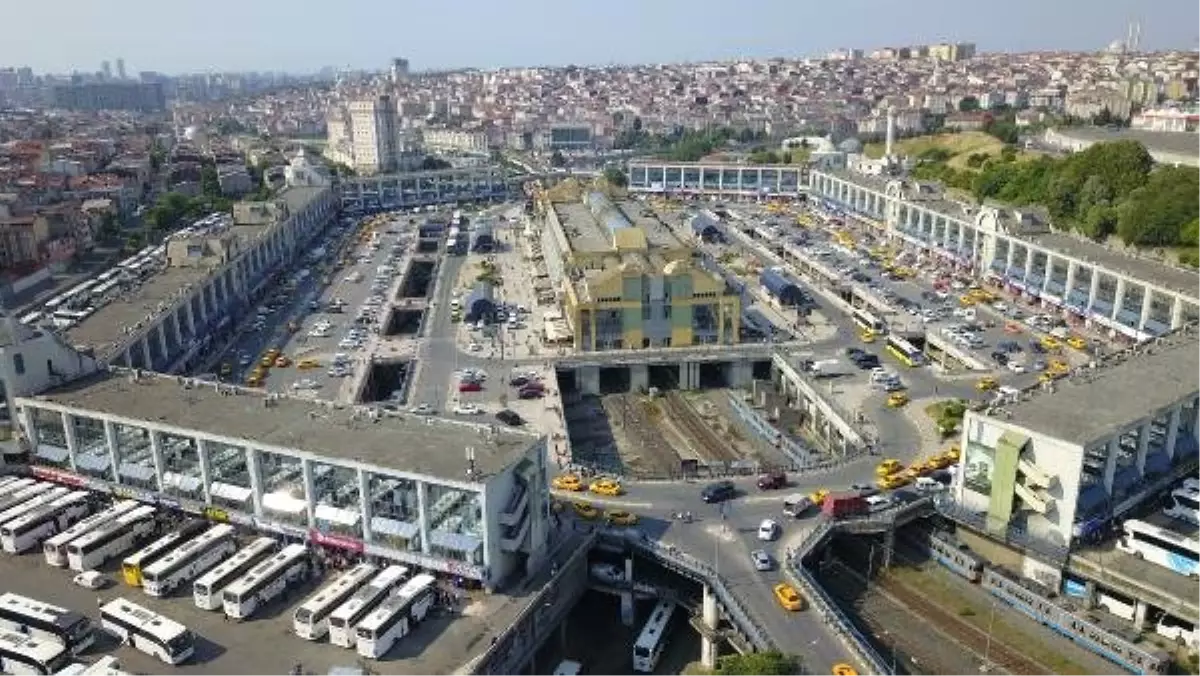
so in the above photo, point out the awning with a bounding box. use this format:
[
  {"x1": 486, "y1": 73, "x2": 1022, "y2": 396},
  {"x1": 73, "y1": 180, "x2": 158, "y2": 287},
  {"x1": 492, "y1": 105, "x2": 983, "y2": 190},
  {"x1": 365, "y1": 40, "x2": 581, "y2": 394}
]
[
  {"x1": 209, "y1": 481, "x2": 252, "y2": 503},
  {"x1": 315, "y1": 504, "x2": 361, "y2": 527},
  {"x1": 430, "y1": 530, "x2": 481, "y2": 554},
  {"x1": 35, "y1": 446, "x2": 69, "y2": 463},
  {"x1": 370, "y1": 516, "x2": 419, "y2": 540},
  {"x1": 118, "y1": 463, "x2": 156, "y2": 482},
  {"x1": 74, "y1": 454, "x2": 110, "y2": 472},
  {"x1": 162, "y1": 472, "x2": 202, "y2": 493},
  {"x1": 263, "y1": 491, "x2": 307, "y2": 514}
]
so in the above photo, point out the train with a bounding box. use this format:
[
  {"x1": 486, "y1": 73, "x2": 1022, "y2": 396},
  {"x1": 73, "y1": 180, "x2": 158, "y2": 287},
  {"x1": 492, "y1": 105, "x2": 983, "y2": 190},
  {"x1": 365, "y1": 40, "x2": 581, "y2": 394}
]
[{"x1": 924, "y1": 531, "x2": 1170, "y2": 675}]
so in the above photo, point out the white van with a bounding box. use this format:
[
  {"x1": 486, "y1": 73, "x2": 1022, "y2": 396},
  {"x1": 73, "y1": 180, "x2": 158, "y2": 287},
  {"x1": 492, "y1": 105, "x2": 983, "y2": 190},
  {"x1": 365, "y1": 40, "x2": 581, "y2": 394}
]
[
  {"x1": 865, "y1": 494, "x2": 893, "y2": 512},
  {"x1": 915, "y1": 477, "x2": 944, "y2": 493}
]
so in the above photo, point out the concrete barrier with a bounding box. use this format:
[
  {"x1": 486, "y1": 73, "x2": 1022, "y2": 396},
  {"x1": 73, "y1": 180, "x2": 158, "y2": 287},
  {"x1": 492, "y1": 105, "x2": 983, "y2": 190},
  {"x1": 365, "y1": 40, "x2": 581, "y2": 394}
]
[
  {"x1": 771, "y1": 354, "x2": 868, "y2": 451},
  {"x1": 924, "y1": 333, "x2": 989, "y2": 371}
]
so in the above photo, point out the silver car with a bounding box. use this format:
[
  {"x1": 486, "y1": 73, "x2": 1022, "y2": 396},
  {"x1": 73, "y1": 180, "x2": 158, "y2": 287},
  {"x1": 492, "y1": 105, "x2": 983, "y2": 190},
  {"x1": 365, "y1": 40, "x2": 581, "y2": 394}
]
[{"x1": 751, "y1": 549, "x2": 773, "y2": 571}]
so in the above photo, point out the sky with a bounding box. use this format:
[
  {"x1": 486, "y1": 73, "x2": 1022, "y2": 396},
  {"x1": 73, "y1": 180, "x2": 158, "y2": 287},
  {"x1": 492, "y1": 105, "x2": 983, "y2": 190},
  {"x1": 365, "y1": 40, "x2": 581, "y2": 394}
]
[{"x1": 3, "y1": 0, "x2": 1197, "y2": 75}]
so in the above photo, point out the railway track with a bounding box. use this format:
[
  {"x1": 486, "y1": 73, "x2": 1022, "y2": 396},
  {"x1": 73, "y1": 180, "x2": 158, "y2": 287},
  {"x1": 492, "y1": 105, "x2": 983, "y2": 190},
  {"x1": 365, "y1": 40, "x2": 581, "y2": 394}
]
[
  {"x1": 662, "y1": 392, "x2": 739, "y2": 464},
  {"x1": 601, "y1": 394, "x2": 676, "y2": 474}
]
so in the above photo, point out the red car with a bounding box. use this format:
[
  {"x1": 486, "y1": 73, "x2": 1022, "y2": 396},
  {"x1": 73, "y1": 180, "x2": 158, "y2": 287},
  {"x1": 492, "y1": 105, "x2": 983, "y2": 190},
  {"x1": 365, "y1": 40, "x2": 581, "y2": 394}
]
[{"x1": 459, "y1": 381, "x2": 482, "y2": 393}]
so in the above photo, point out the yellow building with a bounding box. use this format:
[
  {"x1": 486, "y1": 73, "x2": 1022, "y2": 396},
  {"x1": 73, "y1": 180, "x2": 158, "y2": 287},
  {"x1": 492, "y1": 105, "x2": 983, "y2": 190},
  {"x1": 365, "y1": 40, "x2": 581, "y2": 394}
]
[{"x1": 542, "y1": 189, "x2": 740, "y2": 351}]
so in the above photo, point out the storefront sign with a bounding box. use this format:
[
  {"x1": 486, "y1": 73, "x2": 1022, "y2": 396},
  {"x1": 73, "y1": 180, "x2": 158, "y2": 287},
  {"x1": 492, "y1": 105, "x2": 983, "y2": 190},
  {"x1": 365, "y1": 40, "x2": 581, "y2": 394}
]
[
  {"x1": 203, "y1": 506, "x2": 230, "y2": 523},
  {"x1": 260, "y1": 519, "x2": 306, "y2": 539},
  {"x1": 309, "y1": 529, "x2": 364, "y2": 553},
  {"x1": 31, "y1": 466, "x2": 87, "y2": 488}
]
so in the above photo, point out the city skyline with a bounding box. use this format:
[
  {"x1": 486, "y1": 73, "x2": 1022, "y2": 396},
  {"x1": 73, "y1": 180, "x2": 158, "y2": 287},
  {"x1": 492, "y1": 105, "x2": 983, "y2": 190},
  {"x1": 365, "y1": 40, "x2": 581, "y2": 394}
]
[{"x1": 1, "y1": 0, "x2": 1197, "y2": 75}]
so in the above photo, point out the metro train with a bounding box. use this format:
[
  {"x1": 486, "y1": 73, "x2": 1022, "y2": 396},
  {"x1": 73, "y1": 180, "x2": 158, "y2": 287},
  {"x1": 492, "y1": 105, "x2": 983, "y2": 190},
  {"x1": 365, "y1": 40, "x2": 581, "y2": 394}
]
[{"x1": 925, "y1": 531, "x2": 1170, "y2": 675}]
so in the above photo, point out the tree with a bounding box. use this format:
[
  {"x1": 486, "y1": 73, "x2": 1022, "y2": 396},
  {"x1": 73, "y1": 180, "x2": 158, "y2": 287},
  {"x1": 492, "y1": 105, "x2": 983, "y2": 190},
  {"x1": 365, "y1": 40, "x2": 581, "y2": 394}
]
[
  {"x1": 200, "y1": 165, "x2": 222, "y2": 198},
  {"x1": 420, "y1": 156, "x2": 452, "y2": 171},
  {"x1": 549, "y1": 150, "x2": 566, "y2": 168},
  {"x1": 958, "y1": 95, "x2": 981, "y2": 112},
  {"x1": 603, "y1": 166, "x2": 628, "y2": 188},
  {"x1": 712, "y1": 651, "x2": 800, "y2": 675}
]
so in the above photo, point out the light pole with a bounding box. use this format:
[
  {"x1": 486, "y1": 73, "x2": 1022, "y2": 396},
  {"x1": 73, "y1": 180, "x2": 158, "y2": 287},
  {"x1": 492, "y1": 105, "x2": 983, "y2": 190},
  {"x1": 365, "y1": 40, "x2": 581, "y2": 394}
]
[{"x1": 980, "y1": 600, "x2": 997, "y2": 673}]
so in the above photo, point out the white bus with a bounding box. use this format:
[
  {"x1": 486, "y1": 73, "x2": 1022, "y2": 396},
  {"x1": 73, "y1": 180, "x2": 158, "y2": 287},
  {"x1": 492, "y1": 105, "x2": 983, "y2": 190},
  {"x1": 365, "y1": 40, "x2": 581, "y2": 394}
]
[
  {"x1": 632, "y1": 600, "x2": 676, "y2": 673},
  {"x1": 193, "y1": 537, "x2": 277, "y2": 611},
  {"x1": 53, "y1": 656, "x2": 129, "y2": 676},
  {"x1": 328, "y1": 565, "x2": 410, "y2": 648},
  {"x1": 552, "y1": 660, "x2": 583, "y2": 676},
  {"x1": 0, "y1": 594, "x2": 93, "y2": 655},
  {"x1": 0, "y1": 476, "x2": 26, "y2": 493},
  {"x1": 0, "y1": 482, "x2": 56, "y2": 514},
  {"x1": 851, "y1": 307, "x2": 886, "y2": 335},
  {"x1": 43, "y1": 294, "x2": 68, "y2": 313},
  {"x1": 142, "y1": 524, "x2": 237, "y2": 598},
  {"x1": 65, "y1": 505, "x2": 157, "y2": 572},
  {"x1": 354, "y1": 573, "x2": 436, "y2": 658},
  {"x1": 292, "y1": 562, "x2": 378, "y2": 640},
  {"x1": 221, "y1": 543, "x2": 310, "y2": 619},
  {"x1": 0, "y1": 629, "x2": 70, "y2": 675},
  {"x1": 1164, "y1": 488, "x2": 1199, "y2": 526},
  {"x1": 1117, "y1": 519, "x2": 1200, "y2": 577},
  {"x1": 43, "y1": 501, "x2": 141, "y2": 567},
  {"x1": 0, "y1": 487, "x2": 70, "y2": 530},
  {"x1": 98, "y1": 599, "x2": 194, "y2": 665},
  {"x1": 1, "y1": 492, "x2": 91, "y2": 553},
  {"x1": 121, "y1": 519, "x2": 208, "y2": 588}
]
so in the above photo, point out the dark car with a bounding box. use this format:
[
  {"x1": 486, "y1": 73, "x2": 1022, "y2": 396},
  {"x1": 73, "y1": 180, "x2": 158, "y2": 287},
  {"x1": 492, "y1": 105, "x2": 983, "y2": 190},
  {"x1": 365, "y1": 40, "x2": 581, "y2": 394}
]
[
  {"x1": 701, "y1": 480, "x2": 736, "y2": 504},
  {"x1": 509, "y1": 375, "x2": 530, "y2": 387},
  {"x1": 855, "y1": 355, "x2": 881, "y2": 369},
  {"x1": 496, "y1": 409, "x2": 525, "y2": 426},
  {"x1": 518, "y1": 387, "x2": 544, "y2": 399},
  {"x1": 459, "y1": 381, "x2": 483, "y2": 393},
  {"x1": 757, "y1": 470, "x2": 787, "y2": 490},
  {"x1": 844, "y1": 347, "x2": 866, "y2": 360},
  {"x1": 991, "y1": 351, "x2": 1009, "y2": 366}
]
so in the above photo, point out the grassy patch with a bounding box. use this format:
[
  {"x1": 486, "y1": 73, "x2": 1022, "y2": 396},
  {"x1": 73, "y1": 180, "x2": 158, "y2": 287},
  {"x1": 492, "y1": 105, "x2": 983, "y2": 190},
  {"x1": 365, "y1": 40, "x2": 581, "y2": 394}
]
[
  {"x1": 864, "y1": 131, "x2": 1041, "y2": 170},
  {"x1": 887, "y1": 567, "x2": 1090, "y2": 674}
]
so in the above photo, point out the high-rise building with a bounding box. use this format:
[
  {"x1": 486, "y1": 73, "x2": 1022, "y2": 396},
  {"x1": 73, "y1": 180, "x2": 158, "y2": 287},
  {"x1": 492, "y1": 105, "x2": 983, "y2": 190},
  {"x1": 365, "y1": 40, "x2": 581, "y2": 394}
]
[
  {"x1": 390, "y1": 58, "x2": 410, "y2": 85},
  {"x1": 101, "y1": 61, "x2": 112, "y2": 80},
  {"x1": 51, "y1": 81, "x2": 166, "y2": 112},
  {"x1": 116, "y1": 58, "x2": 126, "y2": 80},
  {"x1": 348, "y1": 95, "x2": 400, "y2": 174}
]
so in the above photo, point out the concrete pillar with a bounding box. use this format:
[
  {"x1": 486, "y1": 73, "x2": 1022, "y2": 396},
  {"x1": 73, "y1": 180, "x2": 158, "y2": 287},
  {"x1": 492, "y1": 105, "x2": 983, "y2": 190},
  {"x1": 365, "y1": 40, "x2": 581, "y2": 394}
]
[
  {"x1": 358, "y1": 469, "x2": 373, "y2": 543},
  {"x1": 301, "y1": 458, "x2": 316, "y2": 528},
  {"x1": 141, "y1": 338, "x2": 152, "y2": 369},
  {"x1": 171, "y1": 311, "x2": 183, "y2": 348},
  {"x1": 700, "y1": 584, "x2": 719, "y2": 669},
  {"x1": 578, "y1": 366, "x2": 600, "y2": 396},
  {"x1": 195, "y1": 438, "x2": 212, "y2": 505},
  {"x1": 1005, "y1": 243, "x2": 1016, "y2": 273},
  {"x1": 147, "y1": 430, "x2": 165, "y2": 492},
  {"x1": 1113, "y1": 278, "x2": 1128, "y2": 319},
  {"x1": 1087, "y1": 270, "x2": 1101, "y2": 311},
  {"x1": 246, "y1": 447, "x2": 264, "y2": 517},
  {"x1": 1139, "y1": 291, "x2": 1153, "y2": 331},
  {"x1": 1170, "y1": 297, "x2": 1185, "y2": 329},
  {"x1": 729, "y1": 360, "x2": 753, "y2": 389},
  {"x1": 1064, "y1": 261, "x2": 1078, "y2": 298},
  {"x1": 1083, "y1": 580, "x2": 1098, "y2": 609},
  {"x1": 1165, "y1": 405, "x2": 1182, "y2": 460},
  {"x1": 60, "y1": 412, "x2": 78, "y2": 472},
  {"x1": 630, "y1": 364, "x2": 648, "y2": 393},
  {"x1": 1134, "y1": 599, "x2": 1150, "y2": 630},
  {"x1": 1102, "y1": 437, "x2": 1119, "y2": 496},
  {"x1": 620, "y1": 557, "x2": 635, "y2": 628},
  {"x1": 416, "y1": 481, "x2": 431, "y2": 555},
  {"x1": 1135, "y1": 421, "x2": 1150, "y2": 477},
  {"x1": 103, "y1": 420, "x2": 120, "y2": 483}
]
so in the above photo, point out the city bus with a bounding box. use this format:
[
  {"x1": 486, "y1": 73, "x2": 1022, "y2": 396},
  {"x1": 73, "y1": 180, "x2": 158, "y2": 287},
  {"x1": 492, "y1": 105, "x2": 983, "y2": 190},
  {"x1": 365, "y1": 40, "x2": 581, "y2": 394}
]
[
  {"x1": 0, "y1": 593, "x2": 94, "y2": 655},
  {"x1": 354, "y1": 573, "x2": 436, "y2": 658},
  {"x1": 0, "y1": 487, "x2": 69, "y2": 530},
  {"x1": 65, "y1": 505, "x2": 158, "y2": 572},
  {"x1": 1, "y1": 492, "x2": 91, "y2": 554},
  {"x1": 292, "y1": 562, "x2": 378, "y2": 640},
  {"x1": 632, "y1": 600, "x2": 676, "y2": 672},
  {"x1": 97, "y1": 599, "x2": 194, "y2": 665},
  {"x1": 1164, "y1": 488, "x2": 1199, "y2": 526},
  {"x1": 193, "y1": 537, "x2": 278, "y2": 611},
  {"x1": 221, "y1": 543, "x2": 310, "y2": 620},
  {"x1": 42, "y1": 501, "x2": 141, "y2": 567},
  {"x1": 0, "y1": 482, "x2": 57, "y2": 514},
  {"x1": 851, "y1": 308, "x2": 886, "y2": 335},
  {"x1": 328, "y1": 565, "x2": 410, "y2": 648},
  {"x1": 142, "y1": 524, "x2": 237, "y2": 598},
  {"x1": 0, "y1": 629, "x2": 70, "y2": 675},
  {"x1": 120, "y1": 519, "x2": 208, "y2": 587},
  {"x1": 886, "y1": 334, "x2": 926, "y2": 367},
  {"x1": 1117, "y1": 519, "x2": 1200, "y2": 577}
]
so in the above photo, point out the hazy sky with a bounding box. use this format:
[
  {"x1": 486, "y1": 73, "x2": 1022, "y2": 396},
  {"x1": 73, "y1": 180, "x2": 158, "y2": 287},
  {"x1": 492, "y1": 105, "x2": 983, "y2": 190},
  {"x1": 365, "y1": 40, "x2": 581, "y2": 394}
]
[{"x1": 4, "y1": 0, "x2": 1197, "y2": 75}]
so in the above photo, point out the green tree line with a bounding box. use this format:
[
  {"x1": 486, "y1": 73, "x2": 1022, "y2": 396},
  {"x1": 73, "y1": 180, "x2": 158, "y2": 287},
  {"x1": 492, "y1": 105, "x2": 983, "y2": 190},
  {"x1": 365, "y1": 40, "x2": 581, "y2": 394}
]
[{"x1": 613, "y1": 122, "x2": 768, "y2": 162}]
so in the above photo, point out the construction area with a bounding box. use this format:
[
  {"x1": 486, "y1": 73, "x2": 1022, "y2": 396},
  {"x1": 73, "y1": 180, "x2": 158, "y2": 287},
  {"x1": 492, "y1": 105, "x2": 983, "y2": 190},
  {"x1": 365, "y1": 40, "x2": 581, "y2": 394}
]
[{"x1": 563, "y1": 389, "x2": 793, "y2": 478}]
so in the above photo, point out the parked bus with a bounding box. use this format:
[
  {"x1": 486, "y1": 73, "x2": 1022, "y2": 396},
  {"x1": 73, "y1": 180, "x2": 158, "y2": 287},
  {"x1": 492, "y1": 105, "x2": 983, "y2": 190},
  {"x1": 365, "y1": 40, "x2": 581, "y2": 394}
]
[
  {"x1": 0, "y1": 593, "x2": 94, "y2": 655},
  {"x1": 98, "y1": 599, "x2": 194, "y2": 665},
  {"x1": 43, "y1": 501, "x2": 141, "y2": 567},
  {"x1": 632, "y1": 600, "x2": 676, "y2": 672},
  {"x1": 142, "y1": 524, "x2": 237, "y2": 598},
  {"x1": 354, "y1": 573, "x2": 436, "y2": 658},
  {"x1": 1164, "y1": 488, "x2": 1199, "y2": 526},
  {"x1": 292, "y1": 562, "x2": 378, "y2": 640},
  {"x1": 120, "y1": 519, "x2": 207, "y2": 587},
  {"x1": 851, "y1": 308, "x2": 886, "y2": 335},
  {"x1": 65, "y1": 505, "x2": 157, "y2": 572},
  {"x1": 886, "y1": 334, "x2": 926, "y2": 367},
  {"x1": 0, "y1": 482, "x2": 57, "y2": 514},
  {"x1": 552, "y1": 660, "x2": 584, "y2": 675},
  {"x1": 0, "y1": 477, "x2": 27, "y2": 493},
  {"x1": 328, "y1": 565, "x2": 410, "y2": 648},
  {"x1": 193, "y1": 537, "x2": 277, "y2": 611},
  {"x1": 0, "y1": 629, "x2": 70, "y2": 675},
  {"x1": 43, "y1": 294, "x2": 68, "y2": 313},
  {"x1": 1, "y1": 492, "x2": 91, "y2": 554},
  {"x1": 53, "y1": 656, "x2": 128, "y2": 676},
  {"x1": 0, "y1": 487, "x2": 70, "y2": 530},
  {"x1": 1117, "y1": 519, "x2": 1199, "y2": 577},
  {"x1": 221, "y1": 543, "x2": 310, "y2": 620}
]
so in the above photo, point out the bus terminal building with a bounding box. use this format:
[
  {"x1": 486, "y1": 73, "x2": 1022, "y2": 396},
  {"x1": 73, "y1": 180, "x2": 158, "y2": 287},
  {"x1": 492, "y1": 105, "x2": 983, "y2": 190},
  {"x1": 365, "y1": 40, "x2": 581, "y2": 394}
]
[{"x1": 8, "y1": 369, "x2": 551, "y2": 590}]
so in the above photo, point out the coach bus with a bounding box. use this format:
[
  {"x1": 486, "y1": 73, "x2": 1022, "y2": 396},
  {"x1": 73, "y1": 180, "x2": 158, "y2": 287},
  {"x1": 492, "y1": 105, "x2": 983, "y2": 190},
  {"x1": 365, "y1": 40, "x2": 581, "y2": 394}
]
[
  {"x1": 42, "y1": 501, "x2": 141, "y2": 567},
  {"x1": 193, "y1": 537, "x2": 277, "y2": 610},
  {"x1": 0, "y1": 482, "x2": 57, "y2": 514},
  {"x1": 292, "y1": 562, "x2": 378, "y2": 640},
  {"x1": 121, "y1": 519, "x2": 207, "y2": 587},
  {"x1": 0, "y1": 487, "x2": 70, "y2": 531},
  {"x1": 98, "y1": 599, "x2": 194, "y2": 665},
  {"x1": 328, "y1": 565, "x2": 410, "y2": 648},
  {"x1": 354, "y1": 573, "x2": 437, "y2": 658},
  {"x1": 0, "y1": 593, "x2": 94, "y2": 655},
  {"x1": 142, "y1": 524, "x2": 237, "y2": 598},
  {"x1": 0, "y1": 629, "x2": 70, "y2": 675},
  {"x1": 1117, "y1": 519, "x2": 1199, "y2": 577},
  {"x1": 1, "y1": 492, "x2": 91, "y2": 554},
  {"x1": 221, "y1": 543, "x2": 310, "y2": 620},
  {"x1": 632, "y1": 600, "x2": 676, "y2": 672},
  {"x1": 65, "y1": 505, "x2": 157, "y2": 572},
  {"x1": 886, "y1": 334, "x2": 926, "y2": 367},
  {"x1": 851, "y1": 308, "x2": 886, "y2": 336}
]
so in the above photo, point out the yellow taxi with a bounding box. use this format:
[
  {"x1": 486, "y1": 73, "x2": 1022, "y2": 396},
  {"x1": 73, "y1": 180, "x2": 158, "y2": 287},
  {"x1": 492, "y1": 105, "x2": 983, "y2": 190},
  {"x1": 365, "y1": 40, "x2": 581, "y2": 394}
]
[
  {"x1": 923, "y1": 456, "x2": 944, "y2": 472},
  {"x1": 1048, "y1": 359, "x2": 1070, "y2": 375},
  {"x1": 266, "y1": 348, "x2": 281, "y2": 360},
  {"x1": 274, "y1": 356, "x2": 292, "y2": 368},
  {"x1": 809, "y1": 488, "x2": 829, "y2": 507},
  {"x1": 773, "y1": 583, "x2": 806, "y2": 611},
  {"x1": 260, "y1": 355, "x2": 275, "y2": 368},
  {"x1": 297, "y1": 358, "x2": 321, "y2": 370},
  {"x1": 1040, "y1": 371, "x2": 1065, "y2": 384},
  {"x1": 832, "y1": 664, "x2": 859, "y2": 676},
  {"x1": 877, "y1": 473, "x2": 910, "y2": 490},
  {"x1": 875, "y1": 459, "x2": 902, "y2": 477},
  {"x1": 572, "y1": 502, "x2": 600, "y2": 520},
  {"x1": 941, "y1": 446, "x2": 961, "y2": 463},
  {"x1": 589, "y1": 478, "x2": 623, "y2": 497},
  {"x1": 975, "y1": 376, "x2": 998, "y2": 392},
  {"x1": 1066, "y1": 336, "x2": 1087, "y2": 350},
  {"x1": 551, "y1": 474, "x2": 584, "y2": 491},
  {"x1": 245, "y1": 374, "x2": 263, "y2": 387},
  {"x1": 886, "y1": 391, "x2": 910, "y2": 408},
  {"x1": 1040, "y1": 336, "x2": 1061, "y2": 351},
  {"x1": 860, "y1": 330, "x2": 877, "y2": 344},
  {"x1": 605, "y1": 510, "x2": 638, "y2": 526},
  {"x1": 958, "y1": 295, "x2": 978, "y2": 307}
]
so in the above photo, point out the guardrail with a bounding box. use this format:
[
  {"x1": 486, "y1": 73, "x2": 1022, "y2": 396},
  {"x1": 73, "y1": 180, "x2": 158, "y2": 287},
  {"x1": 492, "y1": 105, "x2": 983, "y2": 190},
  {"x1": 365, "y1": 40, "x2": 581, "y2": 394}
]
[
  {"x1": 787, "y1": 559, "x2": 892, "y2": 675},
  {"x1": 933, "y1": 497, "x2": 1070, "y2": 564},
  {"x1": 601, "y1": 530, "x2": 775, "y2": 653},
  {"x1": 726, "y1": 392, "x2": 814, "y2": 466},
  {"x1": 770, "y1": 354, "x2": 870, "y2": 452}
]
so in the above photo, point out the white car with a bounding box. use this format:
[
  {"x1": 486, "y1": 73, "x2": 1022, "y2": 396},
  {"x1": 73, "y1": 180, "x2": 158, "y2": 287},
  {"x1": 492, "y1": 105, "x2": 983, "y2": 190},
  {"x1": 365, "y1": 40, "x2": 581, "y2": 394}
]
[
  {"x1": 1007, "y1": 361, "x2": 1027, "y2": 374},
  {"x1": 292, "y1": 379, "x2": 321, "y2": 390},
  {"x1": 409, "y1": 404, "x2": 434, "y2": 416},
  {"x1": 72, "y1": 571, "x2": 109, "y2": 590},
  {"x1": 453, "y1": 403, "x2": 483, "y2": 415},
  {"x1": 751, "y1": 550, "x2": 774, "y2": 572},
  {"x1": 757, "y1": 519, "x2": 780, "y2": 542},
  {"x1": 468, "y1": 342, "x2": 482, "y2": 352}
]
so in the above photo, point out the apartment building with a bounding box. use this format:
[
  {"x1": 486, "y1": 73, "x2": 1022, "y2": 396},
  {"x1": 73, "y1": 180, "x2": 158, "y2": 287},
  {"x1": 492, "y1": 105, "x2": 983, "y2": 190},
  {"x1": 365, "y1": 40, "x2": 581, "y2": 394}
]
[
  {"x1": 51, "y1": 82, "x2": 166, "y2": 113},
  {"x1": 422, "y1": 129, "x2": 489, "y2": 154}
]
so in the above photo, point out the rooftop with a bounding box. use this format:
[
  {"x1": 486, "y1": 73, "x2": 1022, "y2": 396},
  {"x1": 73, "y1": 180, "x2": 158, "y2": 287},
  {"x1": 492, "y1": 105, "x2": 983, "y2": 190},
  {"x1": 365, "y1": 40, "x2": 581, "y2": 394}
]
[
  {"x1": 64, "y1": 267, "x2": 213, "y2": 356},
  {"x1": 1051, "y1": 127, "x2": 1200, "y2": 160},
  {"x1": 30, "y1": 370, "x2": 540, "y2": 482},
  {"x1": 552, "y1": 198, "x2": 684, "y2": 255},
  {"x1": 1000, "y1": 326, "x2": 1200, "y2": 443},
  {"x1": 1027, "y1": 231, "x2": 1199, "y2": 298}
]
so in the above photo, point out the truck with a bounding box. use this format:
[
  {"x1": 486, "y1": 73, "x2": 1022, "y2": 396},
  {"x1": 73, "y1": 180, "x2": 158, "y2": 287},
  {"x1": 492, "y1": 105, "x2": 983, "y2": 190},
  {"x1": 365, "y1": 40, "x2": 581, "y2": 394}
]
[
  {"x1": 808, "y1": 359, "x2": 851, "y2": 378},
  {"x1": 821, "y1": 492, "x2": 869, "y2": 518}
]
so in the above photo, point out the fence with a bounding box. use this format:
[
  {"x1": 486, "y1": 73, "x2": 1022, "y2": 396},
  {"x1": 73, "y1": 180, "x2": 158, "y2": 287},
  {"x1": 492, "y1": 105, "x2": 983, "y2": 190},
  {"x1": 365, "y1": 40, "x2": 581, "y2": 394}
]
[
  {"x1": 727, "y1": 393, "x2": 813, "y2": 466},
  {"x1": 933, "y1": 497, "x2": 1071, "y2": 564}
]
